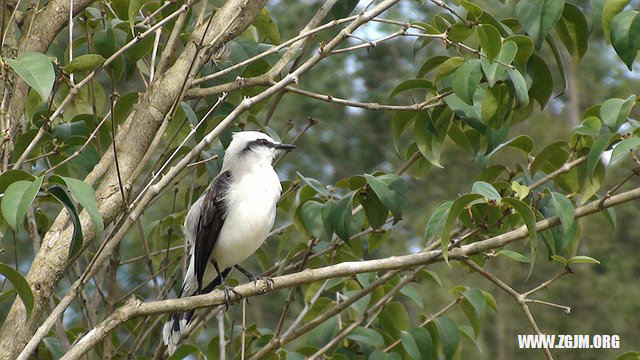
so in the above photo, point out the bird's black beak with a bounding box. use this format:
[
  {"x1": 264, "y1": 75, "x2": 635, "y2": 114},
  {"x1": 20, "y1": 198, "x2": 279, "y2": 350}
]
[{"x1": 273, "y1": 143, "x2": 296, "y2": 151}]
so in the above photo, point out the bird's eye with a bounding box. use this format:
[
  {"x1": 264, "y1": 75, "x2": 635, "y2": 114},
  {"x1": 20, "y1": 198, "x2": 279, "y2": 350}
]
[{"x1": 259, "y1": 139, "x2": 268, "y2": 145}]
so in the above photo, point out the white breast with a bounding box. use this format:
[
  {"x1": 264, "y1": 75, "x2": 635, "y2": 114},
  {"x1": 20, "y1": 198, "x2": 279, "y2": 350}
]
[{"x1": 211, "y1": 166, "x2": 281, "y2": 270}]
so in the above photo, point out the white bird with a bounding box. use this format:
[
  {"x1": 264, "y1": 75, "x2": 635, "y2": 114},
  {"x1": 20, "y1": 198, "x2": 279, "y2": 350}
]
[{"x1": 162, "y1": 131, "x2": 295, "y2": 354}]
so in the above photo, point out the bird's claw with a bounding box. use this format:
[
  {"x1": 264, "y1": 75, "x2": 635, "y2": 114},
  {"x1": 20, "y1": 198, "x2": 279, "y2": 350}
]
[{"x1": 221, "y1": 282, "x2": 241, "y2": 309}]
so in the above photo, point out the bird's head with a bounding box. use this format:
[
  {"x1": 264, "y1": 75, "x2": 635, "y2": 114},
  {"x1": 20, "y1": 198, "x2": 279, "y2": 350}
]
[{"x1": 223, "y1": 131, "x2": 295, "y2": 169}]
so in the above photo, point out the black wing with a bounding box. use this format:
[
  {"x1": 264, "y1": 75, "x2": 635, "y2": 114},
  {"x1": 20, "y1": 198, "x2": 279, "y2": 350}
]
[{"x1": 194, "y1": 171, "x2": 232, "y2": 293}]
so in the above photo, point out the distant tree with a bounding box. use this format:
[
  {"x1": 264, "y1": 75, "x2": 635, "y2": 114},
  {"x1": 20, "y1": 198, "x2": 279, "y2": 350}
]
[{"x1": 0, "y1": 0, "x2": 639, "y2": 359}]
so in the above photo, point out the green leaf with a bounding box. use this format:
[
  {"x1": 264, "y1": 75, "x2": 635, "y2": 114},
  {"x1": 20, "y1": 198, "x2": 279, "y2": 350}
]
[
  {"x1": 471, "y1": 181, "x2": 501, "y2": 202},
  {"x1": 168, "y1": 344, "x2": 200, "y2": 360},
  {"x1": 61, "y1": 177, "x2": 104, "y2": 234},
  {"x1": 0, "y1": 289, "x2": 16, "y2": 303},
  {"x1": 546, "y1": 35, "x2": 568, "y2": 96},
  {"x1": 549, "y1": 191, "x2": 575, "y2": 233},
  {"x1": 611, "y1": 137, "x2": 640, "y2": 161},
  {"x1": 2, "y1": 180, "x2": 35, "y2": 230},
  {"x1": 62, "y1": 54, "x2": 106, "y2": 74},
  {"x1": 128, "y1": 0, "x2": 145, "y2": 33},
  {"x1": 556, "y1": 3, "x2": 589, "y2": 61},
  {"x1": 425, "y1": 201, "x2": 453, "y2": 243},
  {"x1": 569, "y1": 255, "x2": 601, "y2": 264},
  {"x1": 435, "y1": 57, "x2": 465, "y2": 82},
  {"x1": 347, "y1": 327, "x2": 384, "y2": 348},
  {"x1": 600, "y1": 95, "x2": 636, "y2": 131},
  {"x1": 507, "y1": 68, "x2": 530, "y2": 108},
  {"x1": 511, "y1": 181, "x2": 530, "y2": 200},
  {"x1": 611, "y1": 10, "x2": 640, "y2": 70},
  {"x1": 0, "y1": 170, "x2": 35, "y2": 193},
  {"x1": 389, "y1": 79, "x2": 434, "y2": 99},
  {"x1": 0, "y1": 262, "x2": 34, "y2": 317},
  {"x1": 410, "y1": 327, "x2": 436, "y2": 360},
  {"x1": 516, "y1": 0, "x2": 565, "y2": 48},
  {"x1": 497, "y1": 249, "x2": 530, "y2": 262},
  {"x1": 414, "y1": 110, "x2": 443, "y2": 167},
  {"x1": 462, "y1": 288, "x2": 486, "y2": 319},
  {"x1": 506, "y1": 35, "x2": 534, "y2": 71},
  {"x1": 5, "y1": 52, "x2": 55, "y2": 101},
  {"x1": 527, "y1": 54, "x2": 553, "y2": 108},
  {"x1": 501, "y1": 198, "x2": 538, "y2": 275},
  {"x1": 441, "y1": 194, "x2": 484, "y2": 263},
  {"x1": 573, "y1": 116, "x2": 602, "y2": 136},
  {"x1": 432, "y1": 317, "x2": 460, "y2": 360},
  {"x1": 487, "y1": 135, "x2": 535, "y2": 158},
  {"x1": 552, "y1": 255, "x2": 569, "y2": 264},
  {"x1": 587, "y1": 133, "x2": 618, "y2": 179},
  {"x1": 401, "y1": 331, "x2": 421, "y2": 360},
  {"x1": 477, "y1": 25, "x2": 501, "y2": 62},
  {"x1": 481, "y1": 41, "x2": 517, "y2": 86},
  {"x1": 253, "y1": 9, "x2": 281, "y2": 44},
  {"x1": 297, "y1": 172, "x2": 330, "y2": 197},
  {"x1": 603, "y1": 0, "x2": 631, "y2": 43},
  {"x1": 48, "y1": 186, "x2": 83, "y2": 256},
  {"x1": 16, "y1": 176, "x2": 43, "y2": 231},
  {"x1": 417, "y1": 55, "x2": 449, "y2": 78},
  {"x1": 400, "y1": 283, "x2": 424, "y2": 309},
  {"x1": 329, "y1": 191, "x2": 357, "y2": 241},
  {"x1": 360, "y1": 190, "x2": 389, "y2": 230},
  {"x1": 452, "y1": 60, "x2": 482, "y2": 105},
  {"x1": 364, "y1": 174, "x2": 407, "y2": 223},
  {"x1": 299, "y1": 200, "x2": 325, "y2": 239}
]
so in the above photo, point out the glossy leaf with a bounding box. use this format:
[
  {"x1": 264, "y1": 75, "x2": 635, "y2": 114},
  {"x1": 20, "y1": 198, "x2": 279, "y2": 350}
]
[
  {"x1": 471, "y1": 181, "x2": 501, "y2": 202},
  {"x1": 347, "y1": 327, "x2": 384, "y2": 348},
  {"x1": 507, "y1": 68, "x2": 530, "y2": 108},
  {"x1": 389, "y1": 79, "x2": 434, "y2": 99},
  {"x1": 603, "y1": 0, "x2": 631, "y2": 43},
  {"x1": 497, "y1": 249, "x2": 530, "y2": 262},
  {"x1": 401, "y1": 331, "x2": 421, "y2": 360},
  {"x1": 600, "y1": 95, "x2": 636, "y2": 131},
  {"x1": 414, "y1": 110, "x2": 443, "y2": 167},
  {"x1": 556, "y1": 3, "x2": 589, "y2": 61},
  {"x1": 569, "y1": 255, "x2": 601, "y2": 264},
  {"x1": 611, "y1": 137, "x2": 640, "y2": 161},
  {"x1": 329, "y1": 191, "x2": 356, "y2": 241},
  {"x1": 573, "y1": 116, "x2": 602, "y2": 136},
  {"x1": 432, "y1": 317, "x2": 460, "y2": 360},
  {"x1": 516, "y1": 0, "x2": 565, "y2": 48},
  {"x1": 549, "y1": 191, "x2": 575, "y2": 234},
  {"x1": 364, "y1": 174, "x2": 407, "y2": 223},
  {"x1": 5, "y1": 52, "x2": 55, "y2": 101},
  {"x1": 527, "y1": 54, "x2": 553, "y2": 108},
  {"x1": 2, "y1": 180, "x2": 33, "y2": 230},
  {"x1": 610, "y1": 10, "x2": 640, "y2": 69},
  {"x1": 298, "y1": 172, "x2": 330, "y2": 197},
  {"x1": 0, "y1": 262, "x2": 34, "y2": 317},
  {"x1": 48, "y1": 186, "x2": 83, "y2": 256},
  {"x1": 441, "y1": 194, "x2": 484, "y2": 263},
  {"x1": 587, "y1": 133, "x2": 618, "y2": 179},
  {"x1": 452, "y1": 60, "x2": 482, "y2": 105},
  {"x1": 481, "y1": 40, "x2": 517, "y2": 86},
  {"x1": 62, "y1": 54, "x2": 106, "y2": 74},
  {"x1": 425, "y1": 201, "x2": 453, "y2": 242},
  {"x1": 61, "y1": 177, "x2": 104, "y2": 234},
  {"x1": 254, "y1": 9, "x2": 281, "y2": 44},
  {"x1": 506, "y1": 35, "x2": 534, "y2": 71},
  {"x1": 477, "y1": 24, "x2": 501, "y2": 62},
  {"x1": 502, "y1": 197, "x2": 538, "y2": 276}
]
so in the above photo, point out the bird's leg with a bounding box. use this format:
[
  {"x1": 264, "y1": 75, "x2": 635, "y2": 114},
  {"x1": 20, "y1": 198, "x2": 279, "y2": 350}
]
[
  {"x1": 235, "y1": 265, "x2": 274, "y2": 289},
  {"x1": 213, "y1": 261, "x2": 241, "y2": 309}
]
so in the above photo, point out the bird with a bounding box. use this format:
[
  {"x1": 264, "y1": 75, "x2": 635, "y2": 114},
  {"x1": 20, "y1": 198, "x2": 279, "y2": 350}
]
[{"x1": 162, "y1": 131, "x2": 295, "y2": 354}]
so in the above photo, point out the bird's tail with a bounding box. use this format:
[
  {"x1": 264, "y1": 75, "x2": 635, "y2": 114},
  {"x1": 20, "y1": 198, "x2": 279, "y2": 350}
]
[{"x1": 162, "y1": 274, "x2": 223, "y2": 355}]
